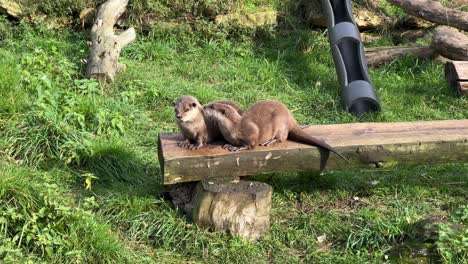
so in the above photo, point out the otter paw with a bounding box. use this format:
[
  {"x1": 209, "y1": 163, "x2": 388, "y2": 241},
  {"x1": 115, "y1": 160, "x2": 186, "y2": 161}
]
[
  {"x1": 189, "y1": 144, "x2": 203, "y2": 150},
  {"x1": 177, "y1": 141, "x2": 191, "y2": 148}
]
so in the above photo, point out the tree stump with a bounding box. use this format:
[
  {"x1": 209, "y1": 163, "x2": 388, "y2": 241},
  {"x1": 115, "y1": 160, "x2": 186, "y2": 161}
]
[
  {"x1": 431, "y1": 27, "x2": 468, "y2": 61},
  {"x1": 85, "y1": 0, "x2": 136, "y2": 82},
  {"x1": 191, "y1": 177, "x2": 272, "y2": 241},
  {"x1": 445, "y1": 61, "x2": 468, "y2": 96}
]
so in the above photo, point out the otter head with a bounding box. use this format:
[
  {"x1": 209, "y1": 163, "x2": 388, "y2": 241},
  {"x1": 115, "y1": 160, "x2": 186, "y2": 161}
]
[
  {"x1": 173, "y1": 96, "x2": 202, "y2": 122},
  {"x1": 204, "y1": 103, "x2": 241, "y2": 125}
]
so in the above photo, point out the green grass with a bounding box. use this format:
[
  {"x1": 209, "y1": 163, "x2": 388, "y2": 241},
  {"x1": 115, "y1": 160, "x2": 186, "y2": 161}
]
[{"x1": 0, "y1": 11, "x2": 467, "y2": 264}]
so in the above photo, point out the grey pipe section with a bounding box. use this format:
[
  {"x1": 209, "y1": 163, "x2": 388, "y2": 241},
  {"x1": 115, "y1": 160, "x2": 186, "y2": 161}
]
[{"x1": 321, "y1": 0, "x2": 381, "y2": 116}]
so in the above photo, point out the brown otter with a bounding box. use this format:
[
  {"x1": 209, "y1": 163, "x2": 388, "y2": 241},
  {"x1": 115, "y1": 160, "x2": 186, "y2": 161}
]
[
  {"x1": 174, "y1": 96, "x2": 242, "y2": 149},
  {"x1": 204, "y1": 100, "x2": 349, "y2": 167}
]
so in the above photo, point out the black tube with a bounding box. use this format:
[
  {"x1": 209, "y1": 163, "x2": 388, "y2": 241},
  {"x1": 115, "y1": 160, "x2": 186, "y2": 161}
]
[{"x1": 321, "y1": 0, "x2": 381, "y2": 116}]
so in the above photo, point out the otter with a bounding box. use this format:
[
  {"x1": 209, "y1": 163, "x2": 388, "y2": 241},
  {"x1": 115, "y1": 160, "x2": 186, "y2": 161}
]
[
  {"x1": 174, "y1": 96, "x2": 242, "y2": 149},
  {"x1": 204, "y1": 100, "x2": 349, "y2": 167}
]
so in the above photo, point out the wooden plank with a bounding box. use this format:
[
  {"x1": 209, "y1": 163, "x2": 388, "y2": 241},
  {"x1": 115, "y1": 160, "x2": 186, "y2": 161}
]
[
  {"x1": 446, "y1": 61, "x2": 468, "y2": 96},
  {"x1": 457, "y1": 82, "x2": 468, "y2": 96},
  {"x1": 158, "y1": 120, "x2": 468, "y2": 185},
  {"x1": 446, "y1": 61, "x2": 468, "y2": 85}
]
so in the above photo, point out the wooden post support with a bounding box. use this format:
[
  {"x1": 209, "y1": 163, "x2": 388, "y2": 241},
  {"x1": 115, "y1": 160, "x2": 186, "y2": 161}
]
[
  {"x1": 191, "y1": 177, "x2": 272, "y2": 241},
  {"x1": 85, "y1": 0, "x2": 136, "y2": 82},
  {"x1": 445, "y1": 61, "x2": 468, "y2": 96},
  {"x1": 158, "y1": 120, "x2": 468, "y2": 185}
]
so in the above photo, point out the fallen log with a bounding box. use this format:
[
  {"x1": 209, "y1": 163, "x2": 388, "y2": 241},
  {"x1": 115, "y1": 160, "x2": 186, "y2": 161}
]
[
  {"x1": 191, "y1": 177, "x2": 272, "y2": 241},
  {"x1": 431, "y1": 26, "x2": 468, "y2": 61},
  {"x1": 158, "y1": 120, "x2": 468, "y2": 185},
  {"x1": 387, "y1": 0, "x2": 468, "y2": 32},
  {"x1": 85, "y1": 0, "x2": 136, "y2": 82},
  {"x1": 365, "y1": 46, "x2": 435, "y2": 67},
  {"x1": 445, "y1": 61, "x2": 468, "y2": 96}
]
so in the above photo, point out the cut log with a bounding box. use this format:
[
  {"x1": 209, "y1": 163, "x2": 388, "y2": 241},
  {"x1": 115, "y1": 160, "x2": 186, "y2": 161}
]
[
  {"x1": 191, "y1": 177, "x2": 272, "y2": 241},
  {"x1": 387, "y1": 0, "x2": 468, "y2": 32},
  {"x1": 158, "y1": 120, "x2": 468, "y2": 185},
  {"x1": 432, "y1": 27, "x2": 468, "y2": 61},
  {"x1": 85, "y1": 0, "x2": 136, "y2": 82},
  {"x1": 365, "y1": 46, "x2": 435, "y2": 67}
]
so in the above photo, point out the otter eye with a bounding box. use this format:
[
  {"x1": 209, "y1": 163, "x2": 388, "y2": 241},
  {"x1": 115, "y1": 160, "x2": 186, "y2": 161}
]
[{"x1": 192, "y1": 103, "x2": 196, "y2": 107}]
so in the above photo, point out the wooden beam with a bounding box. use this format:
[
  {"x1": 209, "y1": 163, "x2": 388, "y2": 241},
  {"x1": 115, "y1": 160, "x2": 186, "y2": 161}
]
[
  {"x1": 158, "y1": 120, "x2": 468, "y2": 185},
  {"x1": 445, "y1": 61, "x2": 468, "y2": 96}
]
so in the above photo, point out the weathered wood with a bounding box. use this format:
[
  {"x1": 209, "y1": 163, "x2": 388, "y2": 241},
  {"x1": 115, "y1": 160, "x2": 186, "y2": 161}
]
[
  {"x1": 191, "y1": 177, "x2": 272, "y2": 241},
  {"x1": 85, "y1": 0, "x2": 136, "y2": 82},
  {"x1": 432, "y1": 27, "x2": 468, "y2": 61},
  {"x1": 365, "y1": 46, "x2": 435, "y2": 67},
  {"x1": 456, "y1": 82, "x2": 468, "y2": 96},
  {"x1": 158, "y1": 120, "x2": 468, "y2": 185},
  {"x1": 445, "y1": 61, "x2": 468, "y2": 87},
  {"x1": 387, "y1": 0, "x2": 468, "y2": 32}
]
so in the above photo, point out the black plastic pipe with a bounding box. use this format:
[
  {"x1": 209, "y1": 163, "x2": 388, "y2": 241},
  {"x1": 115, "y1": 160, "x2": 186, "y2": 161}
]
[{"x1": 321, "y1": 0, "x2": 381, "y2": 116}]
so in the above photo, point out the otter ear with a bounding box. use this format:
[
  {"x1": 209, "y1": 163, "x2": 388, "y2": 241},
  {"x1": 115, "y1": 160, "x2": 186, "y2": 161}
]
[{"x1": 221, "y1": 109, "x2": 226, "y2": 115}]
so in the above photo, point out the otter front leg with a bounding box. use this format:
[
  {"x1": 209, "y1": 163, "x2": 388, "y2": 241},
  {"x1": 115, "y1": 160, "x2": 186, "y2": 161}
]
[{"x1": 188, "y1": 136, "x2": 207, "y2": 150}]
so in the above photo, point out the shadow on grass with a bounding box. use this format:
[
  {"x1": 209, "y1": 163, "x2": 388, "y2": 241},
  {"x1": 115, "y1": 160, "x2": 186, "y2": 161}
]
[
  {"x1": 78, "y1": 142, "x2": 164, "y2": 197},
  {"x1": 253, "y1": 163, "x2": 468, "y2": 196}
]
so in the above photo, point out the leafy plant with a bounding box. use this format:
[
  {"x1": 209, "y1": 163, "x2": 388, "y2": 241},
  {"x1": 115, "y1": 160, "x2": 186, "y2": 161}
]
[{"x1": 437, "y1": 206, "x2": 468, "y2": 263}]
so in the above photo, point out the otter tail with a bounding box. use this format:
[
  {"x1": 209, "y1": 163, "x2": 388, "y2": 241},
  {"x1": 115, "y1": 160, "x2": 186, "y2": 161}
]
[{"x1": 288, "y1": 127, "x2": 349, "y2": 167}]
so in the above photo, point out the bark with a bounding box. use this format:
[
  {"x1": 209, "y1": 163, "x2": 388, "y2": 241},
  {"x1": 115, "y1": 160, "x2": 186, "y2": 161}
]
[
  {"x1": 387, "y1": 0, "x2": 468, "y2": 32},
  {"x1": 85, "y1": 0, "x2": 136, "y2": 82},
  {"x1": 431, "y1": 26, "x2": 468, "y2": 61},
  {"x1": 191, "y1": 177, "x2": 272, "y2": 241},
  {"x1": 365, "y1": 46, "x2": 435, "y2": 67}
]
